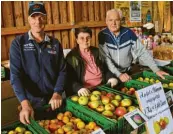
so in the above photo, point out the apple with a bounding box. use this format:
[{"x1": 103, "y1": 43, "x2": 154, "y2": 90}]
[
  {"x1": 57, "y1": 113, "x2": 64, "y2": 120},
  {"x1": 64, "y1": 111, "x2": 72, "y2": 118},
  {"x1": 24, "y1": 131, "x2": 32, "y2": 134},
  {"x1": 129, "y1": 88, "x2": 136, "y2": 94},
  {"x1": 126, "y1": 90, "x2": 133, "y2": 95},
  {"x1": 78, "y1": 96, "x2": 89, "y2": 105},
  {"x1": 114, "y1": 95, "x2": 122, "y2": 101},
  {"x1": 96, "y1": 105, "x2": 105, "y2": 112},
  {"x1": 101, "y1": 91, "x2": 107, "y2": 96},
  {"x1": 57, "y1": 121, "x2": 65, "y2": 127},
  {"x1": 120, "y1": 98, "x2": 132, "y2": 107},
  {"x1": 144, "y1": 77, "x2": 149, "y2": 82},
  {"x1": 63, "y1": 125, "x2": 73, "y2": 133},
  {"x1": 159, "y1": 119, "x2": 167, "y2": 129},
  {"x1": 90, "y1": 94, "x2": 100, "y2": 101},
  {"x1": 88, "y1": 101, "x2": 100, "y2": 109},
  {"x1": 79, "y1": 129, "x2": 87, "y2": 133},
  {"x1": 128, "y1": 106, "x2": 137, "y2": 112},
  {"x1": 101, "y1": 95, "x2": 110, "y2": 104},
  {"x1": 49, "y1": 123, "x2": 59, "y2": 132},
  {"x1": 56, "y1": 128, "x2": 64, "y2": 134},
  {"x1": 92, "y1": 90, "x2": 101, "y2": 95},
  {"x1": 77, "y1": 121, "x2": 85, "y2": 129},
  {"x1": 163, "y1": 83, "x2": 169, "y2": 88},
  {"x1": 8, "y1": 130, "x2": 16, "y2": 134},
  {"x1": 149, "y1": 78, "x2": 155, "y2": 84},
  {"x1": 74, "y1": 118, "x2": 82, "y2": 124},
  {"x1": 50, "y1": 119, "x2": 58, "y2": 124},
  {"x1": 121, "y1": 87, "x2": 128, "y2": 93},
  {"x1": 111, "y1": 99, "x2": 120, "y2": 107},
  {"x1": 114, "y1": 107, "x2": 127, "y2": 116},
  {"x1": 62, "y1": 116, "x2": 70, "y2": 124},
  {"x1": 133, "y1": 115, "x2": 142, "y2": 124},
  {"x1": 106, "y1": 93, "x2": 115, "y2": 100},
  {"x1": 153, "y1": 121, "x2": 161, "y2": 134},
  {"x1": 104, "y1": 103, "x2": 115, "y2": 111},
  {"x1": 88, "y1": 122, "x2": 97, "y2": 130},
  {"x1": 71, "y1": 96, "x2": 79, "y2": 102},
  {"x1": 102, "y1": 110, "x2": 113, "y2": 117},
  {"x1": 169, "y1": 83, "x2": 173, "y2": 87},
  {"x1": 164, "y1": 117, "x2": 169, "y2": 124},
  {"x1": 15, "y1": 127, "x2": 25, "y2": 133},
  {"x1": 94, "y1": 126, "x2": 100, "y2": 131}
]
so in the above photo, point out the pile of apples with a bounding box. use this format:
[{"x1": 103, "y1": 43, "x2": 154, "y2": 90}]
[
  {"x1": 38, "y1": 111, "x2": 100, "y2": 134},
  {"x1": 119, "y1": 87, "x2": 136, "y2": 96},
  {"x1": 6, "y1": 126, "x2": 32, "y2": 134},
  {"x1": 153, "y1": 117, "x2": 169, "y2": 134},
  {"x1": 137, "y1": 77, "x2": 173, "y2": 88},
  {"x1": 71, "y1": 90, "x2": 138, "y2": 120}
]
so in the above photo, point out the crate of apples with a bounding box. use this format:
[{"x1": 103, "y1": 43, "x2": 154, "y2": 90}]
[
  {"x1": 2, "y1": 126, "x2": 32, "y2": 134},
  {"x1": 37, "y1": 111, "x2": 101, "y2": 134},
  {"x1": 70, "y1": 90, "x2": 138, "y2": 121}
]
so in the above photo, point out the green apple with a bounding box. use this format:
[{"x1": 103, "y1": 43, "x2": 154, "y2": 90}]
[
  {"x1": 120, "y1": 98, "x2": 132, "y2": 107},
  {"x1": 155, "y1": 80, "x2": 160, "y2": 83},
  {"x1": 127, "y1": 106, "x2": 137, "y2": 112},
  {"x1": 104, "y1": 103, "x2": 115, "y2": 111},
  {"x1": 102, "y1": 110, "x2": 113, "y2": 117},
  {"x1": 111, "y1": 99, "x2": 119, "y2": 107},
  {"x1": 71, "y1": 95, "x2": 79, "y2": 102},
  {"x1": 144, "y1": 77, "x2": 149, "y2": 82},
  {"x1": 92, "y1": 90, "x2": 101, "y2": 95},
  {"x1": 78, "y1": 96, "x2": 89, "y2": 105},
  {"x1": 169, "y1": 83, "x2": 173, "y2": 88},
  {"x1": 96, "y1": 105, "x2": 105, "y2": 112},
  {"x1": 163, "y1": 83, "x2": 168, "y2": 88},
  {"x1": 8, "y1": 130, "x2": 16, "y2": 134},
  {"x1": 90, "y1": 94, "x2": 100, "y2": 101},
  {"x1": 138, "y1": 77, "x2": 143, "y2": 81},
  {"x1": 15, "y1": 127, "x2": 25, "y2": 133},
  {"x1": 88, "y1": 101, "x2": 100, "y2": 109},
  {"x1": 114, "y1": 95, "x2": 122, "y2": 101},
  {"x1": 24, "y1": 131, "x2": 32, "y2": 134},
  {"x1": 149, "y1": 78, "x2": 155, "y2": 84}
]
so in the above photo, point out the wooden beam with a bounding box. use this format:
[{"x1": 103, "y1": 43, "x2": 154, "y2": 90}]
[{"x1": 1, "y1": 21, "x2": 106, "y2": 36}]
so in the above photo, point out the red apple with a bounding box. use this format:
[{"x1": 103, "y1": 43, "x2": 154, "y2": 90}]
[
  {"x1": 106, "y1": 93, "x2": 115, "y2": 100},
  {"x1": 159, "y1": 119, "x2": 167, "y2": 129},
  {"x1": 129, "y1": 88, "x2": 136, "y2": 94},
  {"x1": 121, "y1": 87, "x2": 128, "y2": 93},
  {"x1": 114, "y1": 107, "x2": 127, "y2": 117}
]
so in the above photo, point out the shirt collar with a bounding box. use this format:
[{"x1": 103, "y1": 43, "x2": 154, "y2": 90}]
[{"x1": 28, "y1": 30, "x2": 51, "y2": 42}]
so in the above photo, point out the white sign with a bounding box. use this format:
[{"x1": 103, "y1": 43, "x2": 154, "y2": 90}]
[
  {"x1": 124, "y1": 108, "x2": 148, "y2": 129},
  {"x1": 135, "y1": 83, "x2": 173, "y2": 134},
  {"x1": 130, "y1": 1, "x2": 141, "y2": 22},
  {"x1": 91, "y1": 128, "x2": 105, "y2": 134}
]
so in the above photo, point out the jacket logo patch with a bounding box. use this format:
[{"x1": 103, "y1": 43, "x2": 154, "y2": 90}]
[
  {"x1": 23, "y1": 43, "x2": 36, "y2": 51},
  {"x1": 48, "y1": 50, "x2": 56, "y2": 54}
]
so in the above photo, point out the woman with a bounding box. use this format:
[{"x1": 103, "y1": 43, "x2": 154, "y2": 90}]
[{"x1": 65, "y1": 26, "x2": 118, "y2": 97}]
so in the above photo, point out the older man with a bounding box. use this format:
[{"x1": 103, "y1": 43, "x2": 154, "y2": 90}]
[
  {"x1": 98, "y1": 9, "x2": 168, "y2": 82},
  {"x1": 10, "y1": 2, "x2": 66, "y2": 124}
]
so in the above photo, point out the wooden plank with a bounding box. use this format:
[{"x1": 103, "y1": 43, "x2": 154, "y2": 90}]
[
  {"x1": 82, "y1": 1, "x2": 88, "y2": 21},
  {"x1": 110, "y1": 1, "x2": 114, "y2": 9},
  {"x1": 100, "y1": 2, "x2": 106, "y2": 21},
  {"x1": 69, "y1": 1, "x2": 75, "y2": 48},
  {"x1": 74, "y1": 2, "x2": 82, "y2": 23},
  {"x1": 88, "y1": 1, "x2": 94, "y2": 21},
  {"x1": 91, "y1": 28, "x2": 96, "y2": 47},
  {"x1": 105, "y1": 2, "x2": 111, "y2": 12},
  {"x1": 14, "y1": 2, "x2": 24, "y2": 27},
  {"x1": 1, "y1": 37, "x2": 8, "y2": 61},
  {"x1": 95, "y1": 28, "x2": 100, "y2": 47},
  {"x1": 94, "y1": 2, "x2": 100, "y2": 21},
  {"x1": 51, "y1": 1, "x2": 61, "y2": 42},
  {"x1": 22, "y1": 1, "x2": 29, "y2": 26},
  {"x1": 2, "y1": 22, "x2": 107, "y2": 36},
  {"x1": 59, "y1": 1, "x2": 69, "y2": 48},
  {"x1": 44, "y1": 1, "x2": 52, "y2": 36}
]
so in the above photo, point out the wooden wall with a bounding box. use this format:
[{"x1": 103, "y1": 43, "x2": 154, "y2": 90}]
[{"x1": 1, "y1": 1, "x2": 114, "y2": 61}]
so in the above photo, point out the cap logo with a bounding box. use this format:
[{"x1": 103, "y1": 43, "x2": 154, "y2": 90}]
[{"x1": 33, "y1": 4, "x2": 40, "y2": 10}]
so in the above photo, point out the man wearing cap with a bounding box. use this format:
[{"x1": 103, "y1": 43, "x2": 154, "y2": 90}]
[
  {"x1": 98, "y1": 9, "x2": 168, "y2": 82},
  {"x1": 10, "y1": 3, "x2": 66, "y2": 124}
]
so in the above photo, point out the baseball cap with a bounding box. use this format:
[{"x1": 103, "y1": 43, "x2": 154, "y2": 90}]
[{"x1": 28, "y1": 3, "x2": 47, "y2": 17}]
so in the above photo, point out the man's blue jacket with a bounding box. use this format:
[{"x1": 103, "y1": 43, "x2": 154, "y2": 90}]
[{"x1": 10, "y1": 31, "x2": 66, "y2": 104}]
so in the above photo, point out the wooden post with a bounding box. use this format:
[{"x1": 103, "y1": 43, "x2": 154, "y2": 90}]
[
  {"x1": 14, "y1": 2, "x2": 24, "y2": 27},
  {"x1": 44, "y1": 1, "x2": 53, "y2": 36},
  {"x1": 69, "y1": 1, "x2": 75, "y2": 48},
  {"x1": 74, "y1": 2, "x2": 82, "y2": 23},
  {"x1": 100, "y1": 2, "x2": 106, "y2": 21},
  {"x1": 158, "y1": 1, "x2": 164, "y2": 33},
  {"x1": 82, "y1": 1, "x2": 88, "y2": 22},
  {"x1": 1, "y1": 37, "x2": 8, "y2": 61},
  {"x1": 22, "y1": 1, "x2": 29, "y2": 26},
  {"x1": 59, "y1": 1, "x2": 69, "y2": 49},
  {"x1": 51, "y1": 1, "x2": 61, "y2": 42},
  {"x1": 2, "y1": 1, "x2": 15, "y2": 59}
]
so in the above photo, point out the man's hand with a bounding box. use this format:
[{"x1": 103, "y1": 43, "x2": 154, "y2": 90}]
[
  {"x1": 156, "y1": 70, "x2": 169, "y2": 79},
  {"x1": 20, "y1": 100, "x2": 34, "y2": 125},
  {"x1": 119, "y1": 73, "x2": 132, "y2": 82},
  {"x1": 78, "y1": 88, "x2": 90, "y2": 96},
  {"x1": 49, "y1": 92, "x2": 62, "y2": 111},
  {"x1": 107, "y1": 78, "x2": 118, "y2": 88}
]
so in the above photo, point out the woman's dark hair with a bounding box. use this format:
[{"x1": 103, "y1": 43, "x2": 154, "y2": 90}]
[{"x1": 75, "y1": 26, "x2": 92, "y2": 38}]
